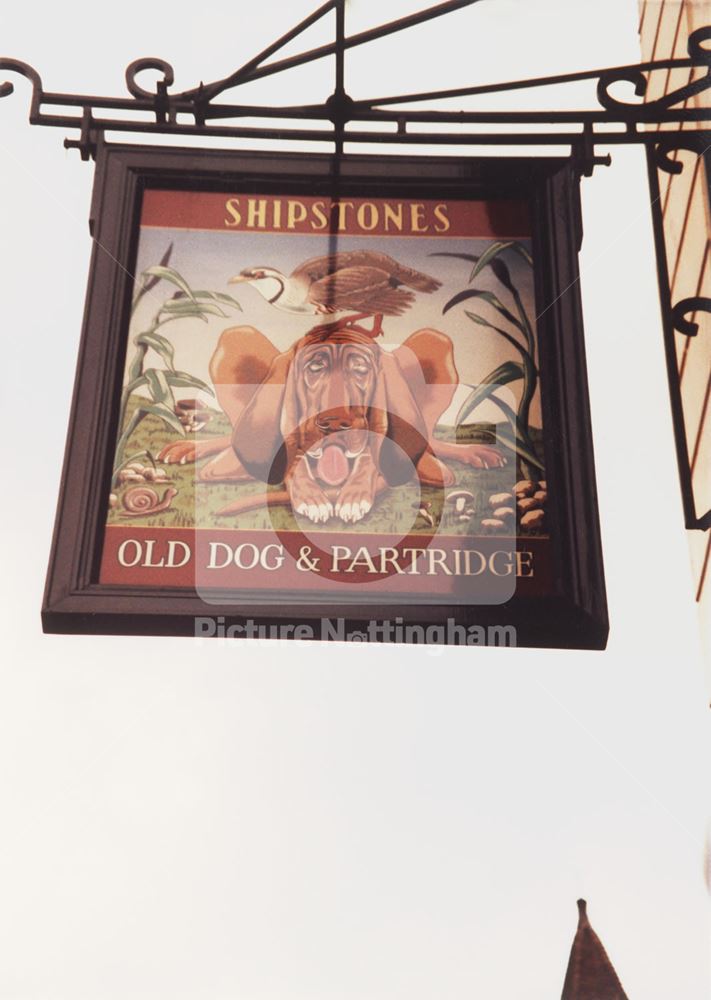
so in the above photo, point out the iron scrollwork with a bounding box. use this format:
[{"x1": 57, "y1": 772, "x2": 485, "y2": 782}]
[
  {"x1": 672, "y1": 298, "x2": 711, "y2": 339},
  {"x1": 1, "y1": 1, "x2": 711, "y2": 532},
  {"x1": 647, "y1": 128, "x2": 711, "y2": 531},
  {"x1": 0, "y1": 5, "x2": 709, "y2": 161},
  {"x1": 597, "y1": 26, "x2": 711, "y2": 116}
]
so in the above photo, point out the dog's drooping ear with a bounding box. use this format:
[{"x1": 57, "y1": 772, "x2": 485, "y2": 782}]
[
  {"x1": 371, "y1": 351, "x2": 429, "y2": 486},
  {"x1": 231, "y1": 347, "x2": 296, "y2": 484}
]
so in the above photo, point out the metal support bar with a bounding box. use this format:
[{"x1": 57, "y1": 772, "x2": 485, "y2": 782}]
[
  {"x1": 646, "y1": 141, "x2": 711, "y2": 532},
  {"x1": 1, "y1": 8, "x2": 709, "y2": 161}
]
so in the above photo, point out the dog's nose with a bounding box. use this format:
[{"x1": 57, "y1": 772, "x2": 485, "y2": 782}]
[{"x1": 316, "y1": 413, "x2": 352, "y2": 433}]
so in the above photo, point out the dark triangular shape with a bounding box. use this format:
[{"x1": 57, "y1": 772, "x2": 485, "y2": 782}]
[{"x1": 561, "y1": 899, "x2": 630, "y2": 1000}]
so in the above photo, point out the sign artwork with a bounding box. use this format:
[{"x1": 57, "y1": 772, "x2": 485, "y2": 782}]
[{"x1": 100, "y1": 189, "x2": 549, "y2": 608}]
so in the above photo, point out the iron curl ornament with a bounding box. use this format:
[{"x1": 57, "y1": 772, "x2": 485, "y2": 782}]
[
  {"x1": 672, "y1": 299, "x2": 711, "y2": 340},
  {"x1": 597, "y1": 25, "x2": 711, "y2": 113},
  {"x1": 645, "y1": 123, "x2": 711, "y2": 532}
]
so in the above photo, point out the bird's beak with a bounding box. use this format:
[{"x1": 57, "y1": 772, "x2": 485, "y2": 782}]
[{"x1": 228, "y1": 274, "x2": 249, "y2": 284}]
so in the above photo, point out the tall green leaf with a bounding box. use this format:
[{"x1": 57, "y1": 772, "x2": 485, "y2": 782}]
[
  {"x1": 131, "y1": 243, "x2": 173, "y2": 315},
  {"x1": 429, "y1": 252, "x2": 480, "y2": 265},
  {"x1": 486, "y1": 392, "x2": 545, "y2": 470},
  {"x1": 113, "y1": 408, "x2": 147, "y2": 475},
  {"x1": 158, "y1": 307, "x2": 208, "y2": 325},
  {"x1": 145, "y1": 368, "x2": 173, "y2": 407},
  {"x1": 160, "y1": 300, "x2": 229, "y2": 320},
  {"x1": 470, "y1": 241, "x2": 518, "y2": 282},
  {"x1": 166, "y1": 371, "x2": 215, "y2": 395},
  {"x1": 127, "y1": 343, "x2": 149, "y2": 383},
  {"x1": 141, "y1": 266, "x2": 197, "y2": 302},
  {"x1": 469, "y1": 242, "x2": 535, "y2": 348},
  {"x1": 135, "y1": 330, "x2": 175, "y2": 370},
  {"x1": 468, "y1": 240, "x2": 533, "y2": 277},
  {"x1": 136, "y1": 401, "x2": 185, "y2": 437},
  {"x1": 122, "y1": 373, "x2": 149, "y2": 397},
  {"x1": 512, "y1": 242, "x2": 533, "y2": 267},
  {"x1": 444, "y1": 288, "x2": 526, "y2": 336},
  {"x1": 489, "y1": 256, "x2": 515, "y2": 296},
  {"x1": 161, "y1": 299, "x2": 227, "y2": 317},
  {"x1": 176, "y1": 290, "x2": 242, "y2": 310},
  {"x1": 493, "y1": 421, "x2": 545, "y2": 472},
  {"x1": 465, "y1": 310, "x2": 531, "y2": 361},
  {"x1": 455, "y1": 360, "x2": 524, "y2": 426}
]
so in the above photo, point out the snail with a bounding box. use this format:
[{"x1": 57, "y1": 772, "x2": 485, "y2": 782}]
[{"x1": 120, "y1": 485, "x2": 178, "y2": 518}]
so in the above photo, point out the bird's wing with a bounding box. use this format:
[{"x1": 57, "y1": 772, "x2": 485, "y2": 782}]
[
  {"x1": 308, "y1": 266, "x2": 416, "y2": 316},
  {"x1": 293, "y1": 251, "x2": 441, "y2": 294}
]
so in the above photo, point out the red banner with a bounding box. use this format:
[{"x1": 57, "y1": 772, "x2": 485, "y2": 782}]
[
  {"x1": 141, "y1": 190, "x2": 530, "y2": 238},
  {"x1": 100, "y1": 525, "x2": 551, "y2": 601}
]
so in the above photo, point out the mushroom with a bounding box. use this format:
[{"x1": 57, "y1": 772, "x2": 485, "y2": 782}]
[
  {"x1": 413, "y1": 500, "x2": 436, "y2": 528},
  {"x1": 142, "y1": 466, "x2": 172, "y2": 483},
  {"x1": 493, "y1": 506, "x2": 515, "y2": 522},
  {"x1": 446, "y1": 489, "x2": 474, "y2": 515},
  {"x1": 175, "y1": 398, "x2": 213, "y2": 433},
  {"x1": 534, "y1": 489, "x2": 547, "y2": 503},
  {"x1": 517, "y1": 497, "x2": 539, "y2": 514},
  {"x1": 481, "y1": 517, "x2": 505, "y2": 532},
  {"x1": 118, "y1": 468, "x2": 144, "y2": 484},
  {"x1": 489, "y1": 491, "x2": 513, "y2": 508},
  {"x1": 521, "y1": 509, "x2": 545, "y2": 530},
  {"x1": 515, "y1": 479, "x2": 537, "y2": 498}
]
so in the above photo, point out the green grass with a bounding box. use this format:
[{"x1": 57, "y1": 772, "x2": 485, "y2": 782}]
[{"x1": 107, "y1": 397, "x2": 545, "y2": 536}]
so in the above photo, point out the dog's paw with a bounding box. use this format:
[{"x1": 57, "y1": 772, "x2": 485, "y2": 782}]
[
  {"x1": 290, "y1": 480, "x2": 334, "y2": 524},
  {"x1": 456, "y1": 444, "x2": 507, "y2": 470},
  {"x1": 335, "y1": 491, "x2": 374, "y2": 524},
  {"x1": 158, "y1": 440, "x2": 200, "y2": 465},
  {"x1": 294, "y1": 500, "x2": 334, "y2": 524}
]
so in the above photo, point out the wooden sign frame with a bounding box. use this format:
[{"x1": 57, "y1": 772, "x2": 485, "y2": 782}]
[{"x1": 42, "y1": 142, "x2": 608, "y2": 648}]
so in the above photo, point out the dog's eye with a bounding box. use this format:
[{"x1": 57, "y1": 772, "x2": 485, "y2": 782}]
[{"x1": 307, "y1": 360, "x2": 327, "y2": 374}]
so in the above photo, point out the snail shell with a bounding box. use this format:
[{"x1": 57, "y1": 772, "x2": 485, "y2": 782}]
[{"x1": 121, "y1": 485, "x2": 178, "y2": 518}]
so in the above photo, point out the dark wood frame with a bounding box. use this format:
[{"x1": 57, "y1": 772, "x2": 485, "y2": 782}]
[{"x1": 41, "y1": 140, "x2": 608, "y2": 648}]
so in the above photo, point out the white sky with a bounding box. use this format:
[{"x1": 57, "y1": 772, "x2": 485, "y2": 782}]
[{"x1": 0, "y1": 2, "x2": 709, "y2": 999}]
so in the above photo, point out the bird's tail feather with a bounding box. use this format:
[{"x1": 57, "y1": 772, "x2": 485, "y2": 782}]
[{"x1": 395, "y1": 264, "x2": 442, "y2": 293}]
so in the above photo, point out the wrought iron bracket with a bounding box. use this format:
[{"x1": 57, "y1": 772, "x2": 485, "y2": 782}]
[
  {"x1": 2, "y1": 0, "x2": 710, "y2": 530},
  {"x1": 646, "y1": 129, "x2": 711, "y2": 532},
  {"x1": 1, "y1": 1, "x2": 710, "y2": 170}
]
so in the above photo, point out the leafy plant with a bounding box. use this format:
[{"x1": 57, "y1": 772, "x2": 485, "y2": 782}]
[
  {"x1": 112, "y1": 244, "x2": 241, "y2": 484},
  {"x1": 432, "y1": 241, "x2": 544, "y2": 478}
]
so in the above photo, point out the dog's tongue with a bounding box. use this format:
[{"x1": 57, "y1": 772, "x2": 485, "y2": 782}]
[{"x1": 316, "y1": 444, "x2": 349, "y2": 486}]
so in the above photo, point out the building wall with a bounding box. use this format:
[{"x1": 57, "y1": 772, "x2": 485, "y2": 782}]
[{"x1": 639, "y1": 0, "x2": 711, "y2": 660}]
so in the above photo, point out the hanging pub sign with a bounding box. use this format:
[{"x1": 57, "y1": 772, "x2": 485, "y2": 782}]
[{"x1": 41, "y1": 145, "x2": 608, "y2": 648}]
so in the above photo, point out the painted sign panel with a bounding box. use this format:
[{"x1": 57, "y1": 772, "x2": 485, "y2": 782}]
[
  {"x1": 41, "y1": 147, "x2": 607, "y2": 646},
  {"x1": 99, "y1": 189, "x2": 548, "y2": 607}
]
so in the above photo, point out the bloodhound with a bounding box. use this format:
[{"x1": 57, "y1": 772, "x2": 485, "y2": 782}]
[{"x1": 158, "y1": 325, "x2": 505, "y2": 522}]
